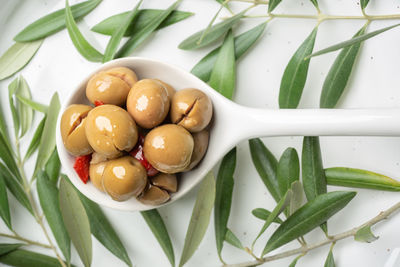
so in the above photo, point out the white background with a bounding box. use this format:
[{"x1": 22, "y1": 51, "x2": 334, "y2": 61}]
[{"x1": 1, "y1": 0, "x2": 400, "y2": 266}]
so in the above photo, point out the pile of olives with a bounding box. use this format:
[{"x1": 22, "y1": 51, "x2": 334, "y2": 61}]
[{"x1": 60, "y1": 67, "x2": 212, "y2": 205}]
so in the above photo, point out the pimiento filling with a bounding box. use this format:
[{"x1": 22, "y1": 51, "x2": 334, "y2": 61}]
[
  {"x1": 73, "y1": 154, "x2": 92, "y2": 184},
  {"x1": 130, "y1": 134, "x2": 159, "y2": 177}
]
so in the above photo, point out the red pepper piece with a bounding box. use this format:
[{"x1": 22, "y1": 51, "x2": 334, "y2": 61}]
[
  {"x1": 73, "y1": 154, "x2": 92, "y2": 184},
  {"x1": 94, "y1": 100, "x2": 104, "y2": 107},
  {"x1": 130, "y1": 134, "x2": 159, "y2": 177}
]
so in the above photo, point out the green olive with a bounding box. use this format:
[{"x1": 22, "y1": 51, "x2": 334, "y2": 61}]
[
  {"x1": 86, "y1": 67, "x2": 137, "y2": 106},
  {"x1": 143, "y1": 124, "x2": 194, "y2": 173},
  {"x1": 103, "y1": 156, "x2": 147, "y2": 201},
  {"x1": 185, "y1": 129, "x2": 209, "y2": 171},
  {"x1": 155, "y1": 79, "x2": 175, "y2": 100},
  {"x1": 89, "y1": 158, "x2": 106, "y2": 192},
  {"x1": 151, "y1": 173, "x2": 177, "y2": 193},
  {"x1": 138, "y1": 184, "x2": 170, "y2": 205},
  {"x1": 170, "y1": 88, "x2": 212, "y2": 132},
  {"x1": 126, "y1": 79, "x2": 170, "y2": 129},
  {"x1": 60, "y1": 104, "x2": 93, "y2": 156},
  {"x1": 85, "y1": 105, "x2": 138, "y2": 157}
]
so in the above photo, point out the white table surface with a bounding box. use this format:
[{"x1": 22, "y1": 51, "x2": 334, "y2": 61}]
[{"x1": 0, "y1": 0, "x2": 400, "y2": 266}]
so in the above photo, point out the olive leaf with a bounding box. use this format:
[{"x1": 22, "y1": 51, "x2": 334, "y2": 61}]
[
  {"x1": 0, "y1": 40, "x2": 43, "y2": 81},
  {"x1": 268, "y1": 0, "x2": 282, "y2": 13},
  {"x1": 308, "y1": 23, "x2": 400, "y2": 58},
  {"x1": 320, "y1": 25, "x2": 367, "y2": 108},
  {"x1": 8, "y1": 78, "x2": 20, "y2": 136},
  {"x1": 0, "y1": 100, "x2": 13, "y2": 155},
  {"x1": 178, "y1": 9, "x2": 246, "y2": 50},
  {"x1": 24, "y1": 116, "x2": 46, "y2": 161},
  {"x1": 253, "y1": 189, "x2": 293, "y2": 245},
  {"x1": 310, "y1": 0, "x2": 319, "y2": 9},
  {"x1": 225, "y1": 229, "x2": 244, "y2": 250},
  {"x1": 0, "y1": 244, "x2": 23, "y2": 256},
  {"x1": 14, "y1": 0, "x2": 102, "y2": 42},
  {"x1": 92, "y1": 9, "x2": 193, "y2": 36},
  {"x1": 65, "y1": 0, "x2": 103, "y2": 62},
  {"x1": 0, "y1": 163, "x2": 33, "y2": 215},
  {"x1": 0, "y1": 176, "x2": 11, "y2": 230},
  {"x1": 59, "y1": 176, "x2": 92, "y2": 267},
  {"x1": 302, "y1": 136, "x2": 327, "y2": 233},
  {"x1": 15, "y1": 76, "x2": 33, "y2": 138},
  {"x1": 277, "y1": 147, "x2": 300, "y2": 197},
  {"x1": 251, "y1": 208, "x2": 283, "y2": 223},
  {"x1": 191, "y1": 21, "x2": 267, "y2": 82},
  {"x1": 262, "y1": 191, "x2": 356, "y2": 255},
  {"x1": 360, "y1": 0, "x2": 370, "y2": 10},
  {"x1": 324, "y1": 249, "x2": 336, "y2": 267},
  {"x1": 34, "y1": 93, "x2": 60, "y2": 177},
  {"x1": 116, "y1": 0, "x2": 182, "y2": 58},
  {"x1": 214, "y1": 148, "x2": 236, "y2": 261},
  {"x1": 0, "y1": 134, "x2": 21, "y2": 183},
  {"x1": 16, "y1": 95, "x2": 48, "y2": 113},
  {"x1": 0, "y1": 249, "x2": 72, "y2": 267},
  {"x1": 45, "y1": 149, "x2": 61, "y2": 183},
  {"x1": 249, "y1": 138, "x2": 280, "y2": 202},
  {"x1": 179, "y1": 171, "x2": 216, "y2": 267},
  {"x1": 325, "y1": 167, "x2": 400, "y2": 191},
  {"x1": 289, "y1": 181, "x2": 303, "y2": 216},
  {"x1": 71, "y1": 177, "x2": 132, "y2": 267},
  {"x1": 37, "y1": 171, "x2": 71, "y2": 263},
  {"x1": 208, "y1": 30, "x2": 236, "y2": 99},
  {"x1": 354, "y1": 225, "x2": 378, "y2": 243},
  {"x1": 103, "y1": 0, "x2": 143, "y2": 62},
  {"x1": 279, "y1": 27, "x2": 318, "y2": 108},
  {"x1": 141, "y1": 210, "x2": 174, "y2": 267}
]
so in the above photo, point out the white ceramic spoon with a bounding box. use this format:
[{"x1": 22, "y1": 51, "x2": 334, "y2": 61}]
[{"x1": 56, "y1": 57, "x2": 400, "y2": 211}]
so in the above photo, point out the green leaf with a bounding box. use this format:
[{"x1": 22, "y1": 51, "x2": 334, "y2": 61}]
[
  {"x1": 309, "y1": 0, "x2": 319, "y2": 9},
  {"x1": 279, "y1": 27, "x2": 318, "y2": 108},
  {"x1": 208, "y1": 30, "x2": 236, "y2": 99},
  {"x1": 8, "y1": 78, "x2": 20, "y2": 136},
  {"x1": 325, "y1": 167, "x2": 400, "y2": 191},
  {"x1": 360, "y1": 0, "x2": 370, "y2": 10},
  {"x1": 0, "y1": 134, "x2": 21, "y2": 183},
  {"x1": 65, "y1": 0, "x2": 103, "y2": 62},
  {"x1": 0, "y1": 40, "x2": 43, "y2": 81},
  {"x1": 59, "y1": 176, "x2": 92, "y2": 267},
  {"x1": 214, "y1": 148, "x2": 236, "y2": 260},
  {"x1": 308, "y1": 23, "x2": 400, "y2": 58},
  {"x1": 34, "y1": 93, "x2": 60, "y2": 176},
  {"x1": 289, "y1": 181, "x2": 303, "y2": 216},
  {"x1": 15, "y1": 76, "x2": 33, "y2": 138},
  {"x1": 249, "y1": 138, "x2": 280, "y2": 202},
  {"x1": 45, "y1": 149, "x2": 61, "y2": 183},
  {"x1": 288, "y1": 254, "x2": 304, "y2": 267},
  {"x1": 37, "y1": 171, "x2": 70, "y2": 263},
  {"x1": 302, "y1": 136, "x2": 327, "y2": 233},
  {"x1": 324, "y1": 249, "x2": 336, "y2": 267},
  {"x1": 224, "y1": 229, "x2": 244, "y2": 250},
  {"x1": 24, "y1": 116, "x2": 46, "y2": 161},
  {"x1": 254, "y1": 189, "x2": 292, "y2": 244},
  {"x1": 251, "y1": 208, "x2": 283, "y2": 223},
  {"x1": 354, "y1": 225, "x2": 378, "y2": 243},
  {"x1": 14, "y1": 0, "x2": 102, "y2": 42},
  {"x1": 103, "y1": 0, "x2": 143, "y2": 62},
  {"x1": 116, "y1": 0, "x2": 182, "y2": 58},
  {"x1": 263, "y1": 191, "x2": 356, "y2": 255},
  {"x1": 277, "y1": 148, "x2": 300, "y2": 197},
  {"x1": 0, "y1": 244, "x2": 23, "y2": 256},
  {"x1": 191, "y1": 21, "x2": 267, "y2": 82},
  {"x1": 141, "y1": 210, "x2": 174, "y2": 267},
  {"x1": 71, "y1": 178, "x2": 131, "y2": 267},
  {"x1": 92, "y1": 9, "x2": 193, "y2": 36},
  {"x1": 0, "y1": 163, "x2": 33, "y2": 215},
  {"x1": 179, "y1": 171, "x2": 216, "y2": 267},
  {"x1": 178, "y1": 9, "x2": 245, "y2": 50},
  {"x1": 0, "y1": 99, "x2": 13, "y2": 155},
  {"x1": 0, "y1": 249, "x2": 69, "y2": 267},
  {"x1": 0, "y1": 176, "x2": 12, "y2": 230},
  {"x1": 320, "y1": 25, "x2": 367, "y2": 108},
  {"x1": 268, "y1": 0, "x2": 282, "y2": 12},
  {"x1": 16, "y1": 95, "x2": 48, "y2": 113}
]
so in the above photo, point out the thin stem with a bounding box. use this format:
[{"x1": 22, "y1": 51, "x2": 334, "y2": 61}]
[
  {"x1": 224, "y1": 201, "x2": 400, "y2": 267},
  {"x1": 224, "y1": 13, "x2": 400, "y2": 21},
  {"x1": 0, "y1": 232, "x2": 51, "y2": 249}
]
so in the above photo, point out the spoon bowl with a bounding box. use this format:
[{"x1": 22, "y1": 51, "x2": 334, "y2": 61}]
[{"x1": 56, "y1": 57, "x2": 400, "y2": 211}]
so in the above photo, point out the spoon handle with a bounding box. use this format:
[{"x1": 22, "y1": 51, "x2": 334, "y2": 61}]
[{"x1": 232, "y1": 107, "x2": 400, "y2": 140}]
